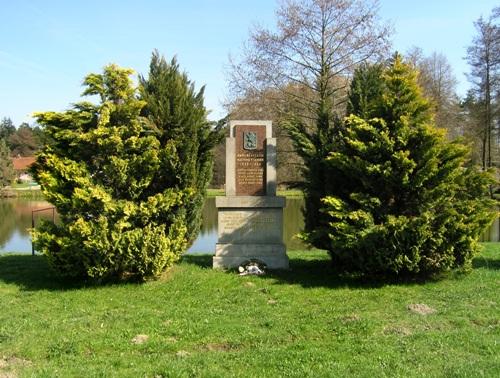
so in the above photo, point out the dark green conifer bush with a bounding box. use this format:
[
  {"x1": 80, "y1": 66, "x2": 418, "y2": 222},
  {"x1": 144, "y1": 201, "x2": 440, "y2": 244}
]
[
  {"x1": 139, "y1": 52, "x2": 223, "y2": 245},
  {"x1": 306, "y1": 55, "x2": 496, "y2": 276}
]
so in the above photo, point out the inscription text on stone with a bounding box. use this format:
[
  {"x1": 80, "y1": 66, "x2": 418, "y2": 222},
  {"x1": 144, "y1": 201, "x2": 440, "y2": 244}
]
[{"x1": 219, "y1": 210, "x2": 282, "y2": 244}]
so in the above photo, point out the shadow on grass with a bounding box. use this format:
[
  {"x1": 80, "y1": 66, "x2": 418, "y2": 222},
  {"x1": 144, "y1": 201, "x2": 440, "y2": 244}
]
[
  {"x1": 0, "y1": 254, "x2": 79, "y2": 291},
  {"x1": 181, "y1": 254, "x2": 213, "y2": 268},
  {"x1": 263, "y1": 255, "x2": 400, "y2": 289},
  {"x1": 472, "y1": 256, "x2": 500, "y2": 270},
  {"x1": 3, "y1": 251, "x2": 496, "y2": 292},
  {"x1": 0, "y1": 254, "x2": 142, "y2": 291},
  {"x1": 265, "y1": 252, "x2": 500, "y2": 288},
  {"x1": 181, "y1": 251, "x2": 430, "y2": 289}
]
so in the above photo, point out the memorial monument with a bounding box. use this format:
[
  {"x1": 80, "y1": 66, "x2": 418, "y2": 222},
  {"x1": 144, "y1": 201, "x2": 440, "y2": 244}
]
[{"x1": 213, "y1": 120, "x2": 289, "y2": 269}]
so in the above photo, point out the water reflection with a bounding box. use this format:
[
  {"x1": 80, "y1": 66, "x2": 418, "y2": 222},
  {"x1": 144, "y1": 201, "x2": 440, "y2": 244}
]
[
  {"x1": 1, "y1": 197, "x2": 498, "y2": 254},
  {"x1": 0, "y1": 197, "x2": 308, "y2": 254},
  {"x1": 0, "y1": 199, "x2": 58, "y2": 253},
  {"x1": 481, "y1": 217, "x2": 499, "y2": 242}
]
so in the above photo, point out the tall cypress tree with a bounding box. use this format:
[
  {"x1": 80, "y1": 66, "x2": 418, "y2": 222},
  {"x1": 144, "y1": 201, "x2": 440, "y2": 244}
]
[
  {"x1": 309, "y1": 55, "x2": 496, "y2": 276},
  {"x1": 347, "y1": 63, "x2": 385, "y2": 120},
  {"x1": 139, "y1": 51, "x2": 223, "y2": 245}
]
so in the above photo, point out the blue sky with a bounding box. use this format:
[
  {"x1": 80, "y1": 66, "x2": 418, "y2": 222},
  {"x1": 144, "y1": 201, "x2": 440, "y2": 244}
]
[{"x1": 0, "y1": 0, "x2": 498, "y2": 126}]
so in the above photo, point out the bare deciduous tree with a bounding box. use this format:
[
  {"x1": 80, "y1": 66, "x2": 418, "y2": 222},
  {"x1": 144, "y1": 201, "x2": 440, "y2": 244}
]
[
  {"x1": 229, "y1": 0, "x2": 392, "y2": 118},
  {"x1": 406, "y1": 47, "x2": 462, "y2": 138},
  {"x1": 466, "y1": 7, "x2": 499, "y2": 169}
]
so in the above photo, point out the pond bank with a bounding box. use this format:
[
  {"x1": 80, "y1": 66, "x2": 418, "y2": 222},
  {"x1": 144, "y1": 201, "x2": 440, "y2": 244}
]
[{"x1": 1, "y1": 187, "x2": 44, "y2": 199}]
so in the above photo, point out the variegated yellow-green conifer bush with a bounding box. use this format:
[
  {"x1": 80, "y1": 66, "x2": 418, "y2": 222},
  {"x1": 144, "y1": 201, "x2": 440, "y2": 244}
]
[
  {"x1": 306, "y1": 55, "x2": 497, "y2": 277},
  {"x1": 32, "y1": 65, "x2": 189, "y2": 280}
]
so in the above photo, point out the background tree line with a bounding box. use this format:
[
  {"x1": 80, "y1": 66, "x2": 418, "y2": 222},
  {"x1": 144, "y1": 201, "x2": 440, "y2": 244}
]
[
  {"x1": 0, "y1": 117, "x2": 49, "y2": 188},
  {"x1": 0, "y1": 117, "x2": 47, "y2": 157}
]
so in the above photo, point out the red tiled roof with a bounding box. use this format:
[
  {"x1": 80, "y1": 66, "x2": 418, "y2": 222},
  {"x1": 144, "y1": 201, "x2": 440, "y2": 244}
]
[{"x1": 12, "y1": 157, "x2": 36, "y2": 171}]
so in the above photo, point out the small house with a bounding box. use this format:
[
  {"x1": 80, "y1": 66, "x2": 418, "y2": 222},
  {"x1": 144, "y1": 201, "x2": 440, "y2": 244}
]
[{"x1": 12, "y1": 156, "x2": 36, "y2": 182}]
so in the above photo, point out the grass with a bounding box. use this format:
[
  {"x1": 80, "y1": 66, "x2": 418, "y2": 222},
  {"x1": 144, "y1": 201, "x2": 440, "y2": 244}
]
[
  {"x1": 11, "y1": 190, "x2": 45, "y2": 200},
  {"x1": 11, "y1": 183, "x2": 38, "y2": 189},
  {"x1": 3, "y1": 187, "x2": 299, "y2": 200},
  {"x1": 206, "y1": 188, "x2": 225, "y2": 197},
  {"x1": 0, "y1": 245, "x2": 499, "y2": 377},
  {"x1": 1, "y1": 183, "x2": 44, "y2": 199}
]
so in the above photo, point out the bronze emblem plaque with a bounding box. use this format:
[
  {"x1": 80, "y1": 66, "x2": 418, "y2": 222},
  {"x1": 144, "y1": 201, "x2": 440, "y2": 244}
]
[{"x1": 243, "y1": 131, "x2": 257, "y2": 150}]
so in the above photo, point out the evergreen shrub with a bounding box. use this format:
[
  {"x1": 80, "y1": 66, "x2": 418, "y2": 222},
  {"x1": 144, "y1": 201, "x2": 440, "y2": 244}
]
[
  {"x1": 305, "y1": 55, "x2": 497, "y2": 276},
  {"x1": 139, "y1": 52, "x2": 223, "y2": 245},
  {"x1": 32, "y1": 65, "x2": 190, "y2": 280}
]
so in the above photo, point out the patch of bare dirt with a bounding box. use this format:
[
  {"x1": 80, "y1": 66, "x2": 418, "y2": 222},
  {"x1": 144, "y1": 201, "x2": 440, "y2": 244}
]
[
  {"x1": 383, "y1": 325, "x2": 412, "y2": 336},
  {"x1": 175, "y1": 350, "x2": 190, "y2": 358},
  {"x1": 0, "y1": 356, "x2": 31, "y2": 378},
  {"x1": 0, "y1": 372, "x2": 17, "y2": 378},
  {"x1": 407, "y1": 303, "x2": 436, "y2": 315},
  {"x1": 203, "y1": 343, "x2": 233, "y2": 352},
  {"x1": 157, "y1": 266, "x2": 179, "y2": 282},
  {"x1": 131, "y1": 334, "x2": 149, "y2": 344},
  {"x1": 340, "y1": 314, "x2": 360, "y2": 323}
]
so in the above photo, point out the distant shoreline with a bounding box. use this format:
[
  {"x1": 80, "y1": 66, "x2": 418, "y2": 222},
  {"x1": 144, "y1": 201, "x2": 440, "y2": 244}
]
[
  {"x1": 0, "y1": 187, "x2": 44, "y2": 199},
  {"x1": 1, "y1": 187, "x2": 304, "y2": 199}
]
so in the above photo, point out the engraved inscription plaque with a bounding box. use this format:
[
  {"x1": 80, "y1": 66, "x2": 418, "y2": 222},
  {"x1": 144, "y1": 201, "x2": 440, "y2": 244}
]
[
  {"x1": 218, "y1": 209, "x2": 283, "y2": 244},
  {"x1": 235, "y1": 125, "x2": 266, "y2": 195}
]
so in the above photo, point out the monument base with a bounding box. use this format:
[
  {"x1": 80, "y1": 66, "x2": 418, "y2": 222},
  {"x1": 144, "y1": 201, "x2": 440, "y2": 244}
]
[
  {"x1": 213, "y1": 196, "x2": 289, "y2": 270},
  {"x1": 213, "y1": 243, "x2": 289, "y2": 269}
]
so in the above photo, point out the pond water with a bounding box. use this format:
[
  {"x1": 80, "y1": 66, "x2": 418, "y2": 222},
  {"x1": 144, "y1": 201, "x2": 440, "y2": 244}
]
[
  {"x1": 0, "y1": 197, "x2": 307, "y2": 255},
  {"x1": 1, "y1": 197, "x2": 498, "y2": 255}
]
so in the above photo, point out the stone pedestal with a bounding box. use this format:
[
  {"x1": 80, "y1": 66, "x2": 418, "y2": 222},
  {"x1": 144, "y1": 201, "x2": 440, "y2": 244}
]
[
  {"x1": 213, "y1": 120, "x2": 289, "y2": 269},
  {"x1": 213, "y1": 196, "x2": 288, "y2": 269}
]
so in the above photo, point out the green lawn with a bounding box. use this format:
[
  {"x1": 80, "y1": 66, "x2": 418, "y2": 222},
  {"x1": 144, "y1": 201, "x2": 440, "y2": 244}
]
[
  {"x1": 206, "y1": 188, "x2": 225, "y2": 197},
  {"x1": 1, "y1": 183, "x2": 44, "y2": 199},
  {"x1": 0, "y1": 245, "x2": 499, "y2": 377},
  {"x1": 11, "y1": 182, "x2": 37, "y2": 189}
]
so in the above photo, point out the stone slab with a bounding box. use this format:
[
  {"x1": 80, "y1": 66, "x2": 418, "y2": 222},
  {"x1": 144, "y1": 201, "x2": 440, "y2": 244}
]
[
  {"x1": 216, "y1": 195, "x2": 286, "y2": 208},
  {"x1": 213, "y1": 255, "x2": 289, "y2": 270},
  {"x1": 230, "y1": 120, "x2": 272, "y2": 139},
  {"x1": 225, "y1": 138, "x2": 236, "y2": 196},
  {"x1": 215, "y1": 243, "x2": 286, "y2": 257},
  {"x1": 215, "y1": 120, "x2": 288, "y2": 270}
]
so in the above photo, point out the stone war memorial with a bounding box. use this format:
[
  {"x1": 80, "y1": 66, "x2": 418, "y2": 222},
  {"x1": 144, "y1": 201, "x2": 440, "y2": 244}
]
[{"x1": 213, "y1": 120, "x2": 289, "y2": 269}]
